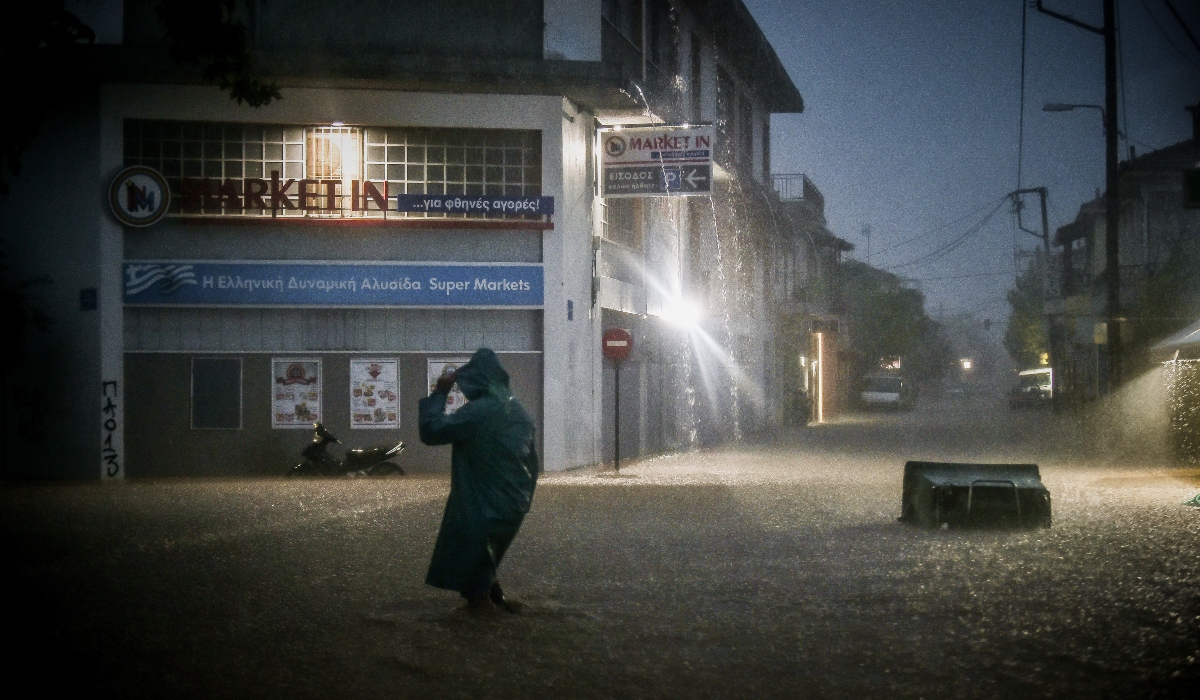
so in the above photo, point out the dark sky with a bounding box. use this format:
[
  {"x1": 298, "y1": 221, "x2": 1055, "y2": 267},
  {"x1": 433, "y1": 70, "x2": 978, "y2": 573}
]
[{"x1": 748, "y1": 0, "x2": 1200, "y2": 322}]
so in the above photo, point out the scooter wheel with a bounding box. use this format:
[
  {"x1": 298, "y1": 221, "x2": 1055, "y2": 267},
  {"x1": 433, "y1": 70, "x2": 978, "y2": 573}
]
[
  {"x1": 371, "y1": 462, "x2": 404, "y2": 476},
  {"x1": 286, "y1": 462, "x2": 311, "y2": 477}
]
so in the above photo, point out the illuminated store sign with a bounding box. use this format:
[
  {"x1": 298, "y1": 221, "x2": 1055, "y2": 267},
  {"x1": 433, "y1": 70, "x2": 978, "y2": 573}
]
[{"x1": 124, "y1": 261, "x2": 544, "y2": 307}]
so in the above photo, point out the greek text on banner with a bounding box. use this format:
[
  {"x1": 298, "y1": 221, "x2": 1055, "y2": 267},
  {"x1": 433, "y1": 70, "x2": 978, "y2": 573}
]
[{"x1": 124, "y1": 261, "x2": 544, "y2": 307}]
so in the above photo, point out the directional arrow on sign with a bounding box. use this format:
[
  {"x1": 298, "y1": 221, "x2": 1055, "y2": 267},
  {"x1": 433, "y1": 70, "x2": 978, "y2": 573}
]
[{"x1": 684, "y1": 169, "x2": 707, "y2": 189}]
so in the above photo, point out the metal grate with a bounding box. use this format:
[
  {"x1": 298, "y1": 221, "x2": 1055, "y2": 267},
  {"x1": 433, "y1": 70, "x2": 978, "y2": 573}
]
[{"x1": 123, "y1": 120, "x2": 541, "y2": 219}]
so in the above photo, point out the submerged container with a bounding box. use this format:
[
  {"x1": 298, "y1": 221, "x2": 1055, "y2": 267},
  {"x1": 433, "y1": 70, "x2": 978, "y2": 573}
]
[{"x1": 900, "y1": 461, "x2": 1052, "y2": 529}]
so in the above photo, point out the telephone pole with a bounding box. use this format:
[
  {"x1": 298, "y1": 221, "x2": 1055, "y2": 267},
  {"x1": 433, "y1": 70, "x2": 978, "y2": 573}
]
[{"x1": 1037, "y1": 0, "x2": 1121, "y2": 391}]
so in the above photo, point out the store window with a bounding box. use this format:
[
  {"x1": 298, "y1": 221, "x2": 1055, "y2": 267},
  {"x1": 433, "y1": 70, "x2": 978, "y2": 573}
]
[
  {"x1": 122, "y1": 121, "x2": 541, "y2": 220},
  {"x1": 191, "y1": 358, "x2": 242, "y2": 430}
]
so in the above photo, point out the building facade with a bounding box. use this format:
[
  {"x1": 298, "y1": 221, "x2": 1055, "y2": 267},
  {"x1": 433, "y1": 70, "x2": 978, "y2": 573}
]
[
  {"x1": 1046, "y1": 106, "x2": 1200, "y2": 404},
  {"x1": 0, "y1": 0, "x2": 828, "y2": 478}
]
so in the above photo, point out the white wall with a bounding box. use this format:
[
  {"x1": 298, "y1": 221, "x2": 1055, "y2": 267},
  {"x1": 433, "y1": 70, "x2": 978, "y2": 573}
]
[{"x1": 100, "y1": 84, "x2": 593, "y2": 472}]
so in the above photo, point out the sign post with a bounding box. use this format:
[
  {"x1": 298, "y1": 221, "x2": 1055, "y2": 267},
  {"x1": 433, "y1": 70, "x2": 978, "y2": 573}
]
[
  {"x1": 602, "y1": 328, "x2": 633, "y2": 473},
  {"x1": 600, "y1": 125, "x2": 714, "y2": 198}
]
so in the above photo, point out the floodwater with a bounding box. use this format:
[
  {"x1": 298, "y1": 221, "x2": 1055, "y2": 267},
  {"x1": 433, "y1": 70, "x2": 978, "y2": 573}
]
[{"x1": 3, "y1": 389, "x2": 1198, "y2": 698}]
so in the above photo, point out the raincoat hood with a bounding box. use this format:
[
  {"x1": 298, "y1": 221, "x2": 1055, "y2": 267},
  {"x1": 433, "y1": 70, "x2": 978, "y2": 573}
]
[{"x1": 455, "y1": 348, "x2": 510, "y2": 401}]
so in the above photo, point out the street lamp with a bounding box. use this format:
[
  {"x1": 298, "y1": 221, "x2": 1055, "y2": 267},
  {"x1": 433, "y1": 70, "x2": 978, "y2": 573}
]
[
  {"x1": 1036, "y1": 0, "x2": 1122, "y2": 394},
  {"x1": 1042, "y1": 103, "x2": 1116, "y2": 134}
]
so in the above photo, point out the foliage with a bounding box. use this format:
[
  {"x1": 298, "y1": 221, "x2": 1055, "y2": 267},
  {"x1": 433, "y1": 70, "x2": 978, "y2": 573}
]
[
  {"x1": 0, "y1": 1, "x2": 94, "y2": 193},
  {"x1": 841, "y1": 260, "x2": 953, "y2": 382},
  {"x1": 0, "y1": 1, "x2": 278, "y2": 193},
  {"x1": 157, "y1": 1, "x2": 281, "y2": 107},
  {"x1": 1004, "y1": 255, "x2": 1047, "y2": 368},
  {"x1": 1132, "y1": 251, "x2": 1200, "y2": 359}
]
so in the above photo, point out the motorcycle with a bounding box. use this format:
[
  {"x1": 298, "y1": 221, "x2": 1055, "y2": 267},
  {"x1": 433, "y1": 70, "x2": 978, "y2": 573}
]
[{"x1": 286, "y1": 423, "x2": 405, "y2": 477}]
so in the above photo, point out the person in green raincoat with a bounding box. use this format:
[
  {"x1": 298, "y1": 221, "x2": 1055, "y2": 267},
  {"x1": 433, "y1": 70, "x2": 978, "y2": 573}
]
[{"x1": 419, "y1": 348, "x2": 539, "y2": 613}]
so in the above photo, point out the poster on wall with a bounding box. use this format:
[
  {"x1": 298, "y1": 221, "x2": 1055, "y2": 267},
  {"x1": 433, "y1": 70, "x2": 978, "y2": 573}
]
[
  {"x1": 427, "y1": 357, "x2": 471, "y2": 414},
  {"x1": 272, "y1": 358, "x2": 322, "y2": 428},
  {"x1": 350, "y1": 359, "x2": 399, "y2": 429}
]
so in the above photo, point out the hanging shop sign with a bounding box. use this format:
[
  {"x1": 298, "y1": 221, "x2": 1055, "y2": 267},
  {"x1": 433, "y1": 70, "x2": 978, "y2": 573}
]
[
  {"x1": 272, "y1": 358, "x2": 322, "y2": 428},
  {"x1": 123, "y1": 261, "x2": 544, "y2": 307},
  {"x1": 109, "y1": 166, "x2": 170, "y2": 227},
  {"x1": 350, "y1": 359, "x2": 399, "y2": 429},
  {"x1": 396, "y1": 194, "x2": 554, "y2": 216},
  {"x1": 600, "y1": 124, "x2": 713, "y2": 198},
  {"x1": 427, "y1": 357, "x2": 471, "y2": 414}
]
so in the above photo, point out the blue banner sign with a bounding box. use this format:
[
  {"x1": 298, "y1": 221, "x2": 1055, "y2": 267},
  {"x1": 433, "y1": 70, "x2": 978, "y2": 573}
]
[
  {"x1": 395, "y1": 194, "x2": 554, "y2": 216},
  {"x1": 124, "y1": 261, "x2": 544, "y2": 307}
]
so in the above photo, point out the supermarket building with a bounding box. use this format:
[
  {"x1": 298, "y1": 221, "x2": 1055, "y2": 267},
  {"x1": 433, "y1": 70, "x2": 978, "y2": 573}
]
[{"x1": 0, "y1": 0, "x2": 817, "y2": 478}]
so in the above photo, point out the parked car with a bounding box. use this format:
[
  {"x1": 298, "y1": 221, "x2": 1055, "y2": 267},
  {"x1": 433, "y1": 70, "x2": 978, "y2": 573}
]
[
  {"x1": 1009, "y1": 368, "x2": 1053, "y2": 408},
  {"x1": 859, "y1": 375, "x2": 915, "y2": 410}
]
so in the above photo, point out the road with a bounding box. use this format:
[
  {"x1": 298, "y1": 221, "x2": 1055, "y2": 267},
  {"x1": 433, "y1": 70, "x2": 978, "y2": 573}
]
[{"x1": 3, "y1": 390, "x2": 1198, "y2": 698}]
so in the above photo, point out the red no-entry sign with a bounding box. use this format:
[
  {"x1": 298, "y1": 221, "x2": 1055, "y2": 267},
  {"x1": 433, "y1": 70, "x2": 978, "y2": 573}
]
[{"x1": 602, "y1": 328, "x2": 633, "y2": 361}]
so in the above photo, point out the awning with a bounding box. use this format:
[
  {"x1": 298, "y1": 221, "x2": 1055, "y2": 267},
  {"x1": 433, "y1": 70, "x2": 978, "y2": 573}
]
[{"x1": 1150, "y1": 318, "x2": 1200, "y2": 362}]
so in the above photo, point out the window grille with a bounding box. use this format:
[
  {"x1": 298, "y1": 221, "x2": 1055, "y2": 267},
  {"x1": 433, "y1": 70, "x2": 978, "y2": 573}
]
[{"x1": 123, "y1": 120, "x2": 541, "y2": 220}]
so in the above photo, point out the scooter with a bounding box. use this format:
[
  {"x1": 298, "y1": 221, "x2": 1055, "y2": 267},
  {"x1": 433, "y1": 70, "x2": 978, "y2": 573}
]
[{"x1": 286, "y1": 423, "x2": 405, "y2": 477}]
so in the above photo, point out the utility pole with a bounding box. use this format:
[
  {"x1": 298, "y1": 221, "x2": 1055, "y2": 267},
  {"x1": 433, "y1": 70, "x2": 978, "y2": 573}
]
[
  {"x1": 863, "y1": 224, "x2": 871, "y2": 266},
  {"x1": 1036, "y1": 0, "x2": 1121, "y2": 391},
  {"x1": 1010, "y1": 186, "x2": 1051, "y2": 254}
]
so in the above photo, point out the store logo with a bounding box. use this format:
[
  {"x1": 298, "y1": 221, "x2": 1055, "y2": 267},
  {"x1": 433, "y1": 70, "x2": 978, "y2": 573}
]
[
  {"x1": 109, "y1": 166, "x2": 170, "y2": 227},
  {"x1": 604, "y1": 135, "x2": 627, "y2": 158},
  {"x1": 125, "y1": 264, "x2": 197, "y2": 296},
  {"x1": 278, "y1": 364, "x2": 318, "y2": 385}
]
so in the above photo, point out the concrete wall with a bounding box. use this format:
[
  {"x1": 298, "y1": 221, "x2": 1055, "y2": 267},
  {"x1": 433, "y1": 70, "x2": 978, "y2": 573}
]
[
  {"x1": 0, "y1": 90, "x2": 104, "y2": 479},
  {"x1": 125, "y1": 351, "x2": 542, "y2": 476},
  {"x1": 94, "y1": 85, "x2": 593, "y2": 475}
]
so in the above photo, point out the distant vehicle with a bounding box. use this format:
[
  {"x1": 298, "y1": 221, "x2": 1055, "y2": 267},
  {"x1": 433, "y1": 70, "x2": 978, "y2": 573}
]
[
  {"x1": 1009, "y1": 368, "x2": 1053, "y2": 408},
  {"x1": 859, "y1": 375, "x2": 915, "y2": 410}
]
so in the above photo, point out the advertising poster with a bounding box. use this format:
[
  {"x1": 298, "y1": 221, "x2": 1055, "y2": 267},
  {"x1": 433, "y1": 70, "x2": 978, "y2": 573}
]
[
  {"x1": 427, "y1": 357, "x2": 471, "y2": 414},
  {"x1": 350, "y1": 359, "x2": 399, "y2": 429},
  {"x1": 272, "y1": 358, "x2": 321, "y2": 428}
]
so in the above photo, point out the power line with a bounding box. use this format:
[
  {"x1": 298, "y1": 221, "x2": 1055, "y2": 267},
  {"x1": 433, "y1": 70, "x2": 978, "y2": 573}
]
[
  {"x1": 1162, "y1": 0, "x2": 1200, "y2": 55},
  {"x1": 912, "y1": 271, "x2": 1012, "y2": 282},
  {"x1": 870, "y1": 194, "x2": 1009, "y2": 257},
  {"x1": 1138, "y1": 0, "x2": 1200, "y2": 70},
  {"x1": 1016, "y1": 0, "x2": 1028, "y2": 194},
  {"x1": 883, "y1": 200, "x2": 1008, "y2": 271}
]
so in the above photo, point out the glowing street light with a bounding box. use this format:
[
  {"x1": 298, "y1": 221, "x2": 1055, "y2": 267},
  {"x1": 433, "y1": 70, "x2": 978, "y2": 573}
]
[
  {"x1": 660, "y1": 298, "x2": 703, "y2": 328},
  {"x1": 960, "y1": 359, "x2": 973, "y2": 370}
]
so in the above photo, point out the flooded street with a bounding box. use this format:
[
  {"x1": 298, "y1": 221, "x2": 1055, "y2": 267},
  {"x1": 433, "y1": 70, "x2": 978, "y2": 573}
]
[{"x1": 4, "y1": 391, "x2": 1199, "y2": 698}]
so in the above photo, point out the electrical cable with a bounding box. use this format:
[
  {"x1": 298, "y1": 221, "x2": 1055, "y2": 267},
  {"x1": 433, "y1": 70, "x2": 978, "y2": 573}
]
[
  {"x1": 870, "y1": 194, "x2": 1009, "y2": 257},
  {"x1": 1118, "y1": 0, "x2": 1132, "y2": 153},
  {"x1": 1016, "y1": 0, "x2": 1028, "y2": 194},
  {"x1": 1138, "y1": 0, "x2": 1200, "y2": 70},
  {"x1": 1162, "y1": 0, "x2": 1200, "y2": 55},
  {"x1": 911, "y1": 271, "x2": 1013, "y2": 282},
  {"x1": 883, "y1": 199, "x2": 1007, "y2": 271}
]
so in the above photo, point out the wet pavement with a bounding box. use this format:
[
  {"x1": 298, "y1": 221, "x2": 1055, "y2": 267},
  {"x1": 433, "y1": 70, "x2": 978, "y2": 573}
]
[{"x1": 3, "y1": 391, "x2": 1199, "y2": 698}]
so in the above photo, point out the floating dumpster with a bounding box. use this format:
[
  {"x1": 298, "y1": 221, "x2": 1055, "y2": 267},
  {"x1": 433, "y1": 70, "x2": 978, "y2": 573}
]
[{"x1": 899, "y1": 461, "x2": 1052, "y2": 529}]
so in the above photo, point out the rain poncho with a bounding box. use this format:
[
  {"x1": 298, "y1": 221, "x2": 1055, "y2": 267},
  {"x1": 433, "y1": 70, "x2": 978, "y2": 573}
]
[{"x1": 419, "y1": 348, "x2": 539, "y2": 595}]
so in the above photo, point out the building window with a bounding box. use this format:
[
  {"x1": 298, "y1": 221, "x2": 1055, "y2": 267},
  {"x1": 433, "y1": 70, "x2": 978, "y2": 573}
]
[
  {"x1": 647, "y1": 0, "x2": 677, "y2": 74},
  {"x1": 716, "y1": 66, "x2": 734, "y2": 166},
  {"x1": 602, "y1": 0, "x2": 641, "y2": 47},
  {"x1": 191, "y1": 358, "x2": 242, "y2": 430},
  {"x1": 363, "y1": 127, "x2": 541, "y2": 202},
  {"x1": 123, "y1": 120, "x2": 541, "y2": 220},
  {"x1": 602, "y1": 198, "x2": 644, "y2": 250},
  {"x1": 762, "y1": 116, "x2": 771, "y2": 181},
  {"x1": 738, "y1": 93, "x2": 754, "y2": 172}
]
